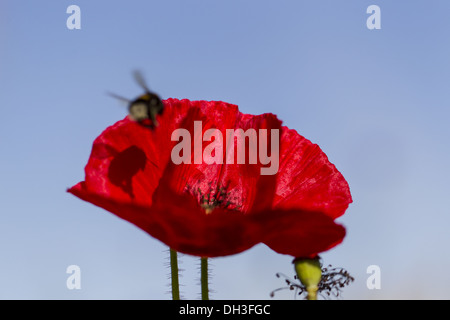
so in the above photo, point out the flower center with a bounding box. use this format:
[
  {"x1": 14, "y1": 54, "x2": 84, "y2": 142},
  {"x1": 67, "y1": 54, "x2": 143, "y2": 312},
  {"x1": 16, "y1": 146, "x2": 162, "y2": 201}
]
[{"x1": 186, "y1": 182, "x2": 239, "y2": 214}]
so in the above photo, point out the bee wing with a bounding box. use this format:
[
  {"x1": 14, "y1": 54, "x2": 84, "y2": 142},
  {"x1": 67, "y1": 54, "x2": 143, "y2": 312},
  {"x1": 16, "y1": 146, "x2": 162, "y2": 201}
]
[
  {"x1": 107, "y1": 92, "x2": 130, "y2": 107},
  {"x1": 133, "y1": 70, "x2": 151, "y2": 93}
]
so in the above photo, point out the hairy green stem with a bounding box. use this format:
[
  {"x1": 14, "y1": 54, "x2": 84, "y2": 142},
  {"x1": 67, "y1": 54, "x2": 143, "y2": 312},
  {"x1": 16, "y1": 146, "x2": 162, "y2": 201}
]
[
  {"x1": 170, "y1": 249, "x2": 180, "y2": 300},
  {"x1": 201, "y1": 257, "x2": 209, "y2": 300}
]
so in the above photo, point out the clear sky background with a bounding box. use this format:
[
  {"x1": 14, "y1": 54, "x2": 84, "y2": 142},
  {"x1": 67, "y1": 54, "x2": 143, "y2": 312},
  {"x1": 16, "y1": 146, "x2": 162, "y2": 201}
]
[{"x1": 1, "y1": 0, "x2": 449, "y2": 299}]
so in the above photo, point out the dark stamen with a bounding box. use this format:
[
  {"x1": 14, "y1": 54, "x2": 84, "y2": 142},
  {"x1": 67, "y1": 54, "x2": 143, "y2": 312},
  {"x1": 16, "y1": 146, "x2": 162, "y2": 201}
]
[
  {"x1": 271, "y1": 264, "x2": 354, "y2": 300},
  {"x1": 186, "y1": 181, "x2": 240, "y2": 212}
]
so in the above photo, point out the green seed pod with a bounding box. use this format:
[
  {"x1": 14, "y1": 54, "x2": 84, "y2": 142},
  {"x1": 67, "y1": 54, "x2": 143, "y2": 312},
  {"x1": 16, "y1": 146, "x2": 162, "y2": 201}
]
[{"x1": 294, "y1": 257, "x2": 322, "y2": 300}]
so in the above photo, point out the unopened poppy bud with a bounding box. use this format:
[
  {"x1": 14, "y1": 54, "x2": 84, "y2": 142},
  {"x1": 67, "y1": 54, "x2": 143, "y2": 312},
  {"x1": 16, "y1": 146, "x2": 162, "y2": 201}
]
[{"x1": 294, "y1": 257, "x2": 322, "y2": 300}]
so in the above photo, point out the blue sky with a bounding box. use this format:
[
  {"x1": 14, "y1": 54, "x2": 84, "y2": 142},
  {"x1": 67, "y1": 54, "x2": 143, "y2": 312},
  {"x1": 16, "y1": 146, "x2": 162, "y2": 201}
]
[{"x1": 1, "y1": 0, "x2": 449, "y2": 299}]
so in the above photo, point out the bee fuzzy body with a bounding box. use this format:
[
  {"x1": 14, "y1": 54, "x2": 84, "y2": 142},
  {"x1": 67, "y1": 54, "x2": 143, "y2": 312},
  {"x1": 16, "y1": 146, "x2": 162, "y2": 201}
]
[
  {"x1": 128, "y1": 92, "x2": 164, "y2": 128},
  {"x1": 110, "y1": 71, "x2": 164, "y2": 129}
]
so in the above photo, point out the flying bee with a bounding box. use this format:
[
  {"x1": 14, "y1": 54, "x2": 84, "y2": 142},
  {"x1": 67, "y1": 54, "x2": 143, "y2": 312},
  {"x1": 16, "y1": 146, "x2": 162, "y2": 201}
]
[{"x1": 109, "y1": 71, "x2": 164, "y2": 129}]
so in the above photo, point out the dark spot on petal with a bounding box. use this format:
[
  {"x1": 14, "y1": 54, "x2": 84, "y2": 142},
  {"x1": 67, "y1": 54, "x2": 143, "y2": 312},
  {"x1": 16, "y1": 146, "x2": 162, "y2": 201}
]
[{"x1": 108, "y1": 146, "x2": 147, "y2": 198}]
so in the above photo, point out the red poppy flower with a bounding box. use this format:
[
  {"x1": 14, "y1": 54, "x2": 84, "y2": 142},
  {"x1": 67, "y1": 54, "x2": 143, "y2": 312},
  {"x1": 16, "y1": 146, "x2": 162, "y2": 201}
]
[{"x1": 68, "y1": 99, "x2": 352, "y2": 258}]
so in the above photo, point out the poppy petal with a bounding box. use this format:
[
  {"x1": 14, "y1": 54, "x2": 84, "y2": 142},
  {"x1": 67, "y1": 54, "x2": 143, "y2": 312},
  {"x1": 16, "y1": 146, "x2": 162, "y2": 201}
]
[
  {"x1": 258, "y1": 209, "x2": 346, "y2": 258},
  {"x1": 274, "y1": 127, "x2": 352, "y2": 219},
  {"x1": 149, "y1": 179, "x2": 261, "y2": 257},
  {"x1": 68, "y1": 180, "x2": 261, "y2": 257}
]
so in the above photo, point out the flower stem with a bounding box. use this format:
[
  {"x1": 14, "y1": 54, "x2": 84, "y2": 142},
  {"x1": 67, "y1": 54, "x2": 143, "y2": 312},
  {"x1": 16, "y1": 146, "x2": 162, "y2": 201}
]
[
  {"x1": 201, "y1": 257, "x2": 209, "y2": 300},
  {"x1": 170, "y1": 248, "x2": 180, "y2": 300},
  {"x1": 306, "y1": 286, "x2": 318, "y2": 300}
]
